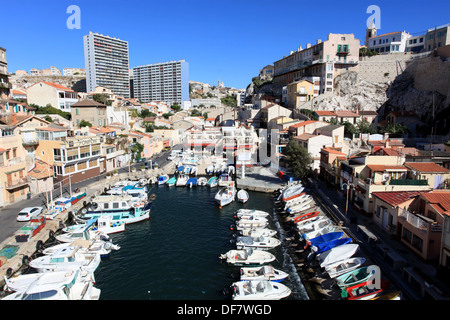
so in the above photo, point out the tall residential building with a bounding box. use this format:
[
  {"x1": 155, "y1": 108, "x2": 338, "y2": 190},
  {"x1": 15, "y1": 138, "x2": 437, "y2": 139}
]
[
  {"x1": 83, "y1": 31, "x2": 130, "y2": 98},
  {"x1": 0, "y1": 47, "x2": 10, "y2": 100},
  {"x1": 133, "y1": 60, "x2": 189, "y2": 107}
]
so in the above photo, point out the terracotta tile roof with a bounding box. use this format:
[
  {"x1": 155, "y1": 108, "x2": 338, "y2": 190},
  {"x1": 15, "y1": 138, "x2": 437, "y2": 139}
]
[
  {"x1": 371, "y1": 31, "x2": 403, "y2": 39},
  {"x1": 289, "y1": 120, "x2": 317, "y2": 128},
  {"x1": 293, "y1": 133, "x2": 316, "y2": 141},
  {"x1": 322, "y1": 148, "x2": 346, "y2": 156},
  {"x1": 315, "y1": 111, "x2": 337, "y2": 116},
  {"x1": 28, "y1": 160, "x2": 53, "y2": 180},
  {"x1": 376, "y1": 148, "x2": 401, "y2": 156},
  {"x1": 372, "y1": 191, "x2": 425, "y2": 207},
  {"x1": 41, "y1": 81, "x2": 74, "y2": 92},
  {"x1": 335, "y1": 110, "x2": 359, "y2": 117},
  {"x1": 405, "y1": 162, "x2": 450, "y2": 173},
  {"x1": 367, "y1": 164, "x2": 408, "y2": 172},
  {"x1": 421, "y1": 191, "x2": 450, "y2": 216},
  {"x1": 71, "y1": 99, "x2": 105, "y2": 107}
]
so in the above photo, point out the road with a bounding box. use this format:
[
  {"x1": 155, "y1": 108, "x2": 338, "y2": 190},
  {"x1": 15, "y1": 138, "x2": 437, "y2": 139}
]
[{"x1": 0, "y1": 148, "x2": 172, "y2": 244}]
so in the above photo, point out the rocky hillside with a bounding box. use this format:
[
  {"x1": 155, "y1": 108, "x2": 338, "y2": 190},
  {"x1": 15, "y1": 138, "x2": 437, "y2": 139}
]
[{"x1": 9, "y1": 74, "x2": 86, "y2": 92}]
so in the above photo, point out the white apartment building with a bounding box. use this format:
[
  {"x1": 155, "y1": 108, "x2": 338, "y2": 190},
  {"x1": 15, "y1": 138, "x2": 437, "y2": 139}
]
[
  {"x1": 366, "y1": 31, "x2": 411, "y2": 53},
  {"x1": 84, "y1": 31, "x2": 130, "y2": 98},
  {"x1": 133, "y1": 60, "x2": 189, "y2": 106},
  {"x1": 27, "y1": 81, "x2": 79, "y2": 112}
]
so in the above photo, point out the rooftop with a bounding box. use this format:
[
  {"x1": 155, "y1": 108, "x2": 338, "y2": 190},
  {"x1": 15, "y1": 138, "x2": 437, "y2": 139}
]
[
  {"x1": 421, "y1": 191, "x2": 450, "y2": 216},
  {"x1": 315, "y1": 111, "x2": 337, "y2": 116},
  {"x1": 405, "y1": 162, "x2": 450, "y2": 173},
  {"x1": 372, "y1": 191, "x2": 425, "y2": 207}
]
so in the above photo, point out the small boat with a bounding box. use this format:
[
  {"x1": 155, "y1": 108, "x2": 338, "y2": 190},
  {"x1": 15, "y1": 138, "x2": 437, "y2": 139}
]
[
  {"x1": 176, "y1": 174, "x2": 189, "y2": 187},
  {"x1": 56, "y1": 223, "x2": 110, "y2": 243},
  {"x1": 42, "y1": 238, "x2": 120, "y2": 258},
  {"x1": 325, "y1": 257, "x2": 367, "y2": 279},
  {"x1": 237, "y1": 189, "x2": 249, "y2": 203},
  {"x1": 198, "y1": 177, "x2": 207, "y2": 186},
  {"x1": 335, "y1": 265, "x2": 378, "y2": 289},
  {"x1": 206, "y1": 165, "x2": 214, "y2": 175},
  {"x1": 235, "y1": 235, "x2": 281, "y2": 251},
  {"x1": 238, "y1": 228, "x2": 277, "y2": 238},
  {"x1": 158, "y1": 174, "x2": 169, "y2": 185},
  {"x1": 215, "y1": 185, "x2": 236, "y2": 207},
  {"x1": 286, "y1": 203, "x2": 314, "y2": 216},
  {"x1": 234, "y1": 209, "x2": 270, "y2": 219},
  {"x1": 229, "y1": 280, "x2": 291, "y2": 300},
  {"x1": 307, "y1": 231, "x2": 344, "y2": 247},
  {"x1": 167, "y1": 176, "x2": 177, "y2": 187},
  {"x1": 370, "y1": 290, "x2": 402, "y2": 300},
  {"x1": 66, "y1": 216, "x2": 125, "y2": 235},
  {"x1": 302, "y1": 225, "x2": 336, "y2": 239},
  {"x1": 29, "y1": 246, "x2": 101, "y2": 274},
  {"x1": 342, "y1": 280, "x2": 391, "y2": 300},
  {"x1": 235, "y1": 216, "x2": 268, "y2": 231},
  {"x1": 317, "y1": 244, "x2": 359, "y2": 268},
  {"x1": 190, "y1": 166, "x2": 198, "y2": 176},
  {"x1": 296, "y1": 216, "x2": 331, "y2": 233},
  {"x1": 286, "y1": 197, "x2": 314, "y2": 214},
  {"x1": 2, "y1": 269, "x2": 100, "y2": 300},
  {"x1": 280, "y1": 184, "x2": 304, "y2": 202},
  {"x1": 218, "y1": 173, "x2": 232, "y2": 187},
  {"x1": 240, "y1": 265, "x2": 289, "y2": 282},
  {"x1": 176, "y1": 165, "x2": 185, "y2": 173},
  {"x1": 281, "y1": 193, "x2": 308, "y2": 209},
  {"x1": 228, "y1": 166, "x2": 235, "y2": 175},
  {"x1": 292, "y1": 211, "x2": 320, "y2": 224},
  {"x1": 207, "y1": 176, "x2": 218, "y2": 188},
  {"x1": 310, "y1": 237, "x2": 352, "y2": 255},
  {"x1": 220, "y1": 249, "x2": 276, "y2": 266},
  {"x1": 186, "y1": 177, "x2": 197, "y2": 188}
]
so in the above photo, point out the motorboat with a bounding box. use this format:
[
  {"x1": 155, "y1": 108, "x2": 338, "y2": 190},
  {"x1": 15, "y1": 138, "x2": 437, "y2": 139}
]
[
  {"x1": 207, "y1": 176, "x2": 218, "y2": 188},
  {"x1": 238, "y1": 228, "x2": 277, "y2": 238},
  {"x1": 240, "y1": 265, "x2": 289, "y2": 282},
  {"x1": 198, "y1": 177, "x2": 207, "y2": 186},
  {"x1": 286, "y1": 197, "x2": 314, "y2": 214},
  {"x1": 215, "y1": 184, "x2": 236, "y2": 207},
  {"x1": 29, "y1": 246, "x2": 101, "y2": 274},
  {"x1": 167, "y1": 176, "x2": 177, "y2": 187},
  {"x1": 42, "y1": 238, "x2": 120, "y2": 258},
  {"x1": 176, "y1": 174, "x2": 189, "y2": 187},
  {"x1": 307, "y1": 231, "x2": 343, "y2": 247},
  {"x1": 56, "y1": 223, "x2": 110, "y2": 244},
  {"x1": 234, "y1": 209, "x2": 270, "y2": 219},
  {"x1": 280, "y1": 184, "x2": 304, "y2": 202},
  {"x1": 325, "y1": 257, "x2": 367, "y2": 279},
  {"x1": 310, "y1": 237, "x2": 352, "y2": 255},
  {"x1": 158, "y1": 174, "x2": 169, "y2": 185},
  {"x1": 218, "y1": 173, "x2": 233, "y2": 187},
  {"x1": 235, "y1": 216, "x2": 268, "y2": 231},
  {"x1": 317, "y1": 244, "x2": 359, "y2": 268},
  {"x1": 296, "y1": 216, "x2": 331, "y2": 233},
  {"x1": 81, "y1": 194, "x2": 152, "y2": 225},
  {"x1": 228, "y1": 165, "x2": 235, "y2": 175},
  {"x1": 237, "y1": 189, "x2": 249, "y2": 203},
  {"x1": 280, "y1": 192, "x2": 307, "y2": 209},
  {"x1": 292, "y1": 211, "x2": 320, "y2": 224},
  {"x1": 302, "y1": 225, "x2": 336, "y2": 240},
  {"x1": 186, "y1": 178, "x2": 197, "y2": 188},
  {"x1": 235, "y1": 235, "x2": 281, "y2": 251},
  {"x1": 219, "y1": 249, "x2": 276, "y2": 266},
  {"x1": 286, "y1": 203, "x2": 314, "y2": 216},
  {"x1": 64, "y1": 216, "x2": 125, "y2": 235},
  {"x1": 2, "y1": 269, "x2": 100, "y2": 300},
  {"x1": 229, "y1": 280, "x2": 291, "y2": 300},
  {"x1": 206, "y1": 165, "x2": 214, "y2": 175},
  {"x1": 335, "y1": 265, "x2": 378, "y2": 289},
  {"x1": 190, "y1": 166, "x2": 198, "y2": 176},
  {"x1": 342, "y1": 280, "x2": 391, "y2": 300}
]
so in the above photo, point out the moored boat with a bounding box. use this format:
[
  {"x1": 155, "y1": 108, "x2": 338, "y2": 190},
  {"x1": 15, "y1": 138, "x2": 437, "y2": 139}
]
[
  {"x1": 215, "y1": 184, "x2": 236, "y2": 207},
  {"x1": 207, "y1": 176, "x2": 218, "y2": 188},
  {"x1": 237, "y1": 189, "x2": 249, "y2": 203},
  {"x1": 341, "y1": 279, "x2": 391, "y2": 300},
  {"x1": 317, "y1": 244, "x2": 359, "y2": 268},
  {"x1": 198, "y1": 177, "x2": 207, "y2": 186},
  {"x1": 158, "y1": 174, "x2": 169, "y2": 185},
  {"x1": 310, "y1": 237, "x2": 352, "y2": 255},
  {"x1": 240, "y1": 265, "x2": 289, "y2": 282},
  {"x1": 234, "y1": 209, "x2": 270, "y2": 219},
  {"x1": 219, "y1": 249, "x2": 275, "y2": 266},
  {"x1": 325, "y1": 257, "x2": 367, "y2": 279},
  {"x1": 335, "y1": 265, "x2": 378, "y2": 289},
  {"x1": 167, "y1": 176, "x2": 177, "y2": 187},
  {"x1": 176, "y1": 174, "x2": 189, "y2": 187},
  {"x1": 292, "y1": 211, "x2": 320, "y2": 224},
  {"x1": 235, "y1": 235, "x2": 281, "y2": 251},
  {"x1": 229, "y1": 280, "x2": 291, "y2": 300}
]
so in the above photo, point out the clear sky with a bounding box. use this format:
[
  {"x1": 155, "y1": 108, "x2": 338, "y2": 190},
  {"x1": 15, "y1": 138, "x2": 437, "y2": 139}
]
[{"x1": 3, "y1": 0, "x2": 449, "y2": 89}]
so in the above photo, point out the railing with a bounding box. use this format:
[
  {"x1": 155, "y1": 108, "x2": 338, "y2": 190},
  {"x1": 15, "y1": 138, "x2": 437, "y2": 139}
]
[
  {"x1": 398, "y1": 208, "x2": 442, "y2": 233},
  {"x1": 22, "y1": 138, "x2": 40, "y2": 146},
  {"x1": 5, "y1": 177, "x2": 29, "y2": 190},
  {"x1": 389, "y1": 179, "x2": 429, "y2": 186}
]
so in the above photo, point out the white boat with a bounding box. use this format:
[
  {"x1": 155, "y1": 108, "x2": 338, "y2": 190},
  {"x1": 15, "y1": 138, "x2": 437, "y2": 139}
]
[
  {"x1": 215, "y1": 184, "x2": 236, "y2": 207},
  {"x1": 158, "y1": 174, "x2": 169, "y2": 185},
  {"x1": 237, "y1": 189, "x2": 249, "y2": 203},
  {"x1": 176, "y1": 174, "x2": 189, "y2": 187},
  {"x1": 218, "y1": 173, "x2": 233, "y2": 187},
  {"x1": 302, "y1": 224, "x2": 336, "y2": 240},
  {"x1": 284, "y1": 195, "x2": 312, "y2": 210},
  {"x1": 280, "y1": 184, "x2": 304, "y2": 201},
  {"x1": 190, "y1": 166, "x2": 198, "y2": 176},
  {"x1": 42, "y1": 239, "x2": 120, "y2": 258},
  {"x1": 29, "y1": 246, "x2": 101, "y2": 274},
  {"x1": 235, "y1": 235, "x2": 281, "y2": 251},
  {"x1": 317, "y1": 244, "x2": 360, "y2": 268},
  {"x1": 207, "y1": 176, "x2": 218, "y2": 187},
  {"x1": 2, "y1": 269, "x2": 100, "y2": 300},
  {"x1": 239, "y1": 228, "x2": 277, "y2": 238},
  {"x1": 206, "y1": 165, "x2": 214, "y2": 175},
  {"x1": 281, "y1": 192, "x2": 307, "y2": 207},
  {"x1": 325, "y1": 257, "x2": 367, "y2": 279},
  {"x1": 198, "y1": 177, "x2": 207, "y2": 186},
  {"x1": 235, "y1": 216, "x2": 268, "y2": 231},
  {"x1": 230, "y1": 280, "x2": 291, "y2": 300},
  {"x1": 286, "y1": 197, "x2": 314, "y2": 213},
  {"x1": 235, "y1": 209, "x2": 270, "y2": 219},
  {"x1": 295, "y1": 215, "x2": 328, "y2": 230},
  {"x1": 240, "y1": 265, "x2": 289, "y2": 282},
  {"x1": 65, "y1": 216, "x2": 125, "y2": 235},
  {"x1": 297, "y1": 217, "x2": 333, "y2": 235},
  {"x1": 56, "y1": 223, "x2": 110, "y2": 243},
  {"x1": 220, "y1": 249, "x2": 276, "y2": 266}
]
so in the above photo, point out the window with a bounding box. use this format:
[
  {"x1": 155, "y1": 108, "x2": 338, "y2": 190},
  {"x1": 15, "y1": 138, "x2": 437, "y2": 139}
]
[{"x1": 412, "y1": 235, "x2": 423, "y2": 251}]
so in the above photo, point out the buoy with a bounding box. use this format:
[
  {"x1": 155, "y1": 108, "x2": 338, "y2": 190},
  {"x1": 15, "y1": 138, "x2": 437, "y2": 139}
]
[{"x1": 219, "y1": 206, "x2": 222, "y2": 209}]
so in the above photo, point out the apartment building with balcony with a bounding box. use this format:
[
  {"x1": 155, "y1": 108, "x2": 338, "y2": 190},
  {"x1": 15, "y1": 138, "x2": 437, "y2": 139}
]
[
  {"x1": 366, "y1": 31, "x2": 411, "y2": 53},
  {"x1": 272, "y1": 33, "x2": 360, "y2": 96},
  {"x1": 133, "y1": 60, "x2": 189, "y2": 107},
  {"x1": 84, "y1": 32, "x2": 130, "y2": 98},
  {"x1": 0, "y1": 47, "x2": 10, "y2": 100},
  {"x1": 27, "y1": 81, "x2": 79, "y2": 112}
]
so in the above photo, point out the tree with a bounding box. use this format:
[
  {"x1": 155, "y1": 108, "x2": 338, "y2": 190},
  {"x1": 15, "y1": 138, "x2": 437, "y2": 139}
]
[
  {"x1": 79, "y1": 120, "x2": 92, "y2": 128},
  {"x1": 283, "y1": 140, "x2": 312, "y2": 179},
  {"x1": 130, "y1": 142, "x2": 144, "y2": 162},
  {"x1": 93, "y1": 94, "x2": 112, "y2": 106},
  {"x1": 171, "y1": 103, "x2": 181, "y2": 112},
  {"x1": 382, "y1": 123, "x2": 410, "y2": 138},
  {"x1": 357, "y1": 120, "x2": 377, "y2": 134}
]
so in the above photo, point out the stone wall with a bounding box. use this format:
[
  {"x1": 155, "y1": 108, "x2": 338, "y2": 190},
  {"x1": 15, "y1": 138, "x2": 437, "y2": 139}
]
[{"x1": 358, "y1": 52, "x2": 415, "y2": 83}]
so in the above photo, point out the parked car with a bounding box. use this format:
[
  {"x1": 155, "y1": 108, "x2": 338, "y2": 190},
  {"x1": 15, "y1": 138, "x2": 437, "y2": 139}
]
[{"x1": 17, "y1": 207, "x2": 43, "y2": 222}]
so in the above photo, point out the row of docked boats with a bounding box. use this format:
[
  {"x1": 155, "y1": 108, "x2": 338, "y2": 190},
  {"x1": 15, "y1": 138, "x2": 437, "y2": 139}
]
[
  {"x1": 220, "y1": 209, "x2": 292, "y2": 300},
  {"x1": 273, "y1": 183, "x2": 401, "y2": 300},
  {"x1": 2, "y1": 179, "x2": 155, "y2": 300}
]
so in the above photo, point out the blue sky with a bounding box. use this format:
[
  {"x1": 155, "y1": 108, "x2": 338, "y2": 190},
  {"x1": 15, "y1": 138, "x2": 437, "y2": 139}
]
[{"x1": 3, "y1": 0, "x2": 449, "y2": 89}]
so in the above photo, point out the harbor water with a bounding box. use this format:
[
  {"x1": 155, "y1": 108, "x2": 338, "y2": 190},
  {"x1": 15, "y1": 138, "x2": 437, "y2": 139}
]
[{"x1": 94, "y1": 184, "x2": 309, "y2": 300}]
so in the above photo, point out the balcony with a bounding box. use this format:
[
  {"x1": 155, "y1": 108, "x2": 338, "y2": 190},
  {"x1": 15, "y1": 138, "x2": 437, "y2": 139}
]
[
  {"x1": 5, "y1": 177, "x2": 29, "y2": 190},
  {"x1": 22, "y1": 138, "x2": 40, "y2": 146},
  {"x1": 389, "y1": 179, "x2": 429, "y2": 186}
]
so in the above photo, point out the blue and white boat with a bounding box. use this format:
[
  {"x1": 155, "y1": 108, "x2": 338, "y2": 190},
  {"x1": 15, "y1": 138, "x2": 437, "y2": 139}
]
[
  {"x1": 240, "y1": 265, "x2": 289, "y2": 283},
  {"x1": 158, "y1": 174, "x2": 169, "y2": 185},
  {"x1": 81, "y1": 194, "x2": 152, "y2": 225},
  {"x1": 186, "y1": 178, "x2": 197, "y2": 188},
  {"x1": 207, "y1": 176, "x2": 218, "y2": 188},
  {"x1": 307, "y1": 231, "x2": 344, "y2": 247},
  {"x1": 310, "y1": 237, "x2": 352, "y2": 255},
  {"x1": 167, "y1": 176, "x2": 177, "y2": 187}
]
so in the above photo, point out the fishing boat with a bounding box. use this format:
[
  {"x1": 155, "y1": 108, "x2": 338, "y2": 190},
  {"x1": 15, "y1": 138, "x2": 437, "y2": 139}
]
[
  {"x1": 235, "y1": 235, "x2": 281, "y2": 251},
  {"x1": 234, "y1": 209, "x2": 270, "y2": 219},
  {"x1": 317, "y1": 244, "x2": 359, "y2": 268},
  {"x1": 219, "y1": 249, "x2": 276, "y2": 266},
  {"x1": 240, "y1": 265, "x2": 289, "y2": 282},
  {"x1": 81, "y1": 194, "x2": 152, "y2": 225},
  {"x1": 237, "y1": 189, "x2": 249, "y2": 203},
  {"x1": 176, "y1": 174, "x2": 189, "y2": 187},
  {"x1": 229, "y1": 280, "x2": 291, "y2": 300},
  {"x1": 42, "y1": 238, "x2": 120, "y2": 258},
  {"x1": 292, "y1": 211, "x2": 320, "y2": 224},
  {"x1": 341, "y1": 280, "x2": 391, "y2": 300},
  {"x1": 2, "y1": 269, "x2": 100, "y2": 300},
  {"x1": 198, "y1": 177, "x2": 207, "y2": 186},
  {"x1": 167, "y1": 176, "x2": 177, "y2": 187},
  {"x1": 186, "y1": 177, "x2": 197, "y2": 188},
  {"x1": 325, "y1": 257, "x2": 367, "y2": 279},
  {"x1": 29, "y1": 246, "x2": 101, "y2": 274},
  {"x1": 215, "y1": 184, "x2": 236, "y2": 207},
  {"x1": 158, "y1": 174, "x2": 169, "y2": 185},
  {"x1": 335, "y1": 265, "x2": 378, "y2": 289},
  {"x1": 207, "y1": 176, "x2": 218, "y2": 187},
  {"x1": 235, "y1": 216, "x2": 268, "y2": 231},
  {"x1": 65, "y1": 216, "x2": 125, "y2": 235}
]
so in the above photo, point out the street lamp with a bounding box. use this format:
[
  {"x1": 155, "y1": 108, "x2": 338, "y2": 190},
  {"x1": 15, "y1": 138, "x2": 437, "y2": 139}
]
[{"x1": 342, "y1": 182, "x2": 354, "y2": 217}]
